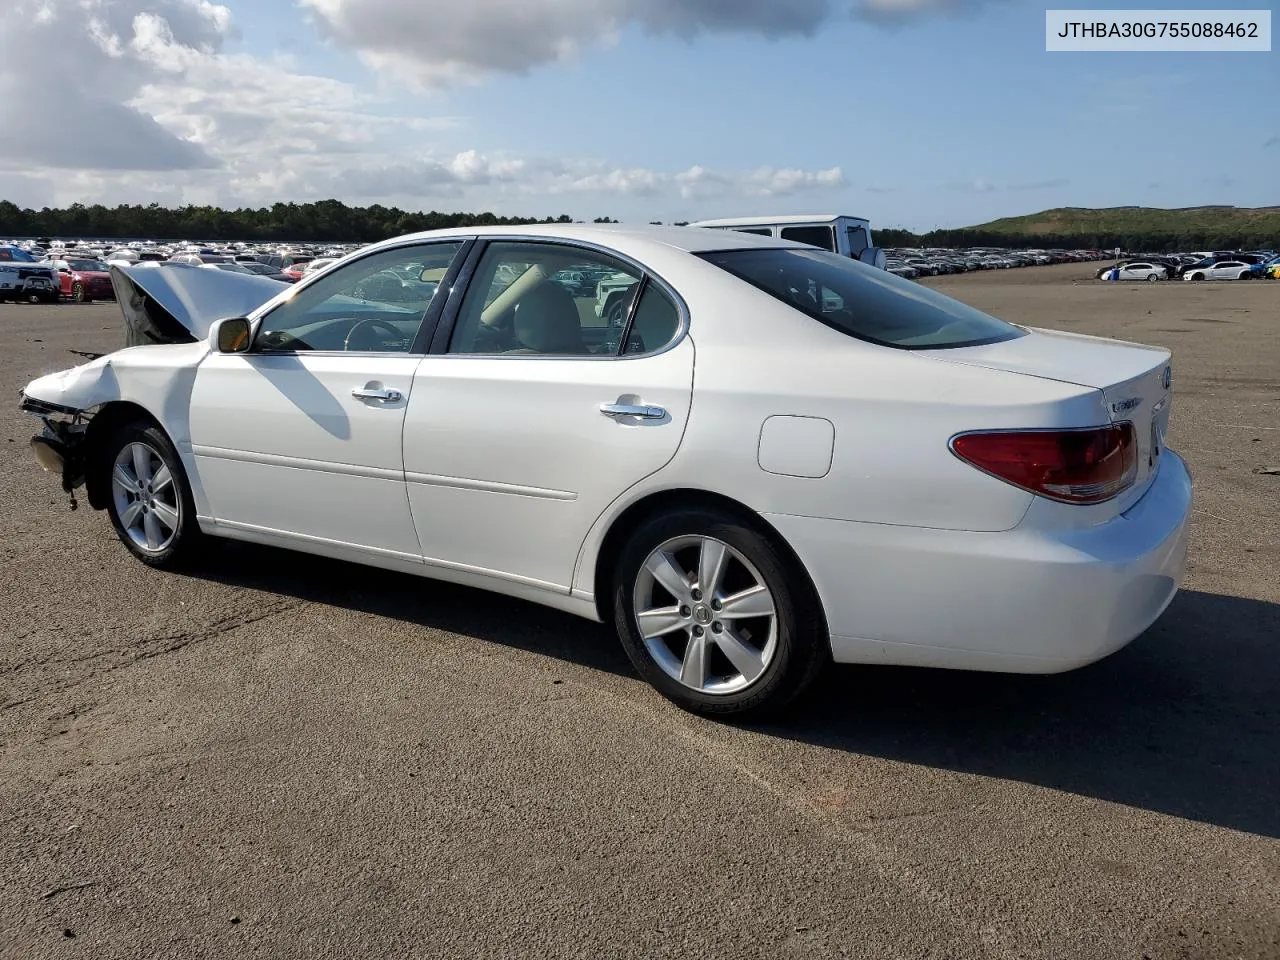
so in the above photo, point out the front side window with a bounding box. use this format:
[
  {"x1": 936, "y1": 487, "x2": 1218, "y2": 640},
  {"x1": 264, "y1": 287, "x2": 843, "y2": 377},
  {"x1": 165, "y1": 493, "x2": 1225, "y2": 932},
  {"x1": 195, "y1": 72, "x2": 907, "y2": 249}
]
[
  {"x1": 700, "y1": 247, "x2": 1024, "y2": 350},
  {"x1": 779, "y1": 226, "x2": 836, "y2": 252},
  {"x1": 253, "y1": 241, "x2": 463, "y2": 353},
  {"x1": 449, "y1": 241, "x2": 673, "y2": 357}
]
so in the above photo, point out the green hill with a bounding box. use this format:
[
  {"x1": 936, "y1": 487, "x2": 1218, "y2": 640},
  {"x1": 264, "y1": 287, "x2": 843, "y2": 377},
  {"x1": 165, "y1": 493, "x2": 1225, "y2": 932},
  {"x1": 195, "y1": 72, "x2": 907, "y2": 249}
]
[
  {"x1": 898, "y1": 206, "x2": 1280, "y2": 252},
  {"x1": 971, "y1": 206, "x2": 1280, "y2": 240}
]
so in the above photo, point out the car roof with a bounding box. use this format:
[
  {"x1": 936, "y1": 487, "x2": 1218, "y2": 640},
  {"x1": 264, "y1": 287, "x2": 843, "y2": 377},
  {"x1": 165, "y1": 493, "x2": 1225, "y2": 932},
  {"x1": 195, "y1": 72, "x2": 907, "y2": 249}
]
[
  {"x1": 371, "y1": 222, "x2": 813, "y2": 256},
  {"x1": 689, "y1": 214, "x2": 868, "y2": 227}
]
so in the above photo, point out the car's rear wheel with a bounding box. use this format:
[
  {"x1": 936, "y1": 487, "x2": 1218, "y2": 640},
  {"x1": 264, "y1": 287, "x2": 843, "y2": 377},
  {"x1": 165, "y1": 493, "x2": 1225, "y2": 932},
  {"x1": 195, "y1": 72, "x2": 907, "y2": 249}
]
[
  {"x1": 72, "y1": 282, "x2": 86, "y2": 303},
  {"x1": 611, "y1": 508, "x2": 827, "y2": 718},
  {"x1": 104, "y1": 420, "x2": 202, "y2": 567},
  {"x1": 1146, "y1": 273, "x2": 1159, "y2": 282}
]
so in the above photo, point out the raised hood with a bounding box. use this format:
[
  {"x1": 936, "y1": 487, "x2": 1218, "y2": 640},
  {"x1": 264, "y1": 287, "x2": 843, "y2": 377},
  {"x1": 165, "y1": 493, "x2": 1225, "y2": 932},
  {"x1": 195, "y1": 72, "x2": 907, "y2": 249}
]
[{"x1": 111, "y1": 262, "x2": 286, "y2": 346}]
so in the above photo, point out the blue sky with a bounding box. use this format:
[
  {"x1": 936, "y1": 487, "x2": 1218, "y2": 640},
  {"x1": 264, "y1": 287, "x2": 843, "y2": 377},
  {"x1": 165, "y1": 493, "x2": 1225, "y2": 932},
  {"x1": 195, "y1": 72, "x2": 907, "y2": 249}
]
[{"x1": 1, "y1": 0, "x2": 1274, "y2": 230}]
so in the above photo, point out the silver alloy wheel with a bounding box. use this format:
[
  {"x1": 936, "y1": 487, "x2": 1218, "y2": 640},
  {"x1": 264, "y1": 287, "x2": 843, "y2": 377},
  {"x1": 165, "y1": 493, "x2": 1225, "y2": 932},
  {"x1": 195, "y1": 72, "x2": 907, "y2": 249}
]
[
  {"x1": 111, "y1": 441, "x2": 181, "y2": 553},
  {"x1": 632, "y1": 535, "x2": 779, "y2": 695}
]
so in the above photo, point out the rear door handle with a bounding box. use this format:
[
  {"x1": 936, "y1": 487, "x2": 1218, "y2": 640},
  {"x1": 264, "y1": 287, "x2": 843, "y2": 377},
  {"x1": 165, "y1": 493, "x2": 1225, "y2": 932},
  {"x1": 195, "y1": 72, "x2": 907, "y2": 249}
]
[
  {"x1": 352, "y1": 386, "x2": 403, "y2": 402},
  {"x1": 600, "y1": 402, "x2": 666, "y2": 420}
]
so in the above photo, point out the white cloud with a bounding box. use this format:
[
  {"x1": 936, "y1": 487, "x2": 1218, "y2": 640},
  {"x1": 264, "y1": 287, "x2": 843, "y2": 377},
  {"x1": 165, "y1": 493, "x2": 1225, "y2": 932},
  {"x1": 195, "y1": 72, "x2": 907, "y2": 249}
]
[
  {"x1": 0, "y1": 0, "x2": 228, "y2": 170},
  {"x1": 0, "y1": 0, "x2": 850, "y2": 218},
  {"x1": 301, "y1": 0, "x2": 992, "y2": 87},
  {"x1": 266, "y1": 153, "x2": 844, "y2": 211}
]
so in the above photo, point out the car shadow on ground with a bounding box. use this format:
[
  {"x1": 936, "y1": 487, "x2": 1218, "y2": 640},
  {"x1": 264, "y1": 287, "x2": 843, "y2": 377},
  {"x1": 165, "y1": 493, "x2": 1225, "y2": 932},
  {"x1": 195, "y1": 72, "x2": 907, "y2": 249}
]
[
  {"x1": 185, "y1": 544, "x2": 1278, "y2": 838},
  {"x1": 769, "y1": 590, "x2": 1280, "y2": 839},
  {"x1": 187, "y1": 540, "x2": 634, "y2": 678}
]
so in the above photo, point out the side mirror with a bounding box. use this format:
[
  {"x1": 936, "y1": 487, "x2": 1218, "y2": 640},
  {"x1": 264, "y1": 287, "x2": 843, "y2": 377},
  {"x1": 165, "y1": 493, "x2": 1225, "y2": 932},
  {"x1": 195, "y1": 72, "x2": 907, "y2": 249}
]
[
  {"x1": 859, "y1": 247, "x2": 888, "y2": 270},
  {"x1": 211, "y1": 317, "x2": 252, "y2": 354}
]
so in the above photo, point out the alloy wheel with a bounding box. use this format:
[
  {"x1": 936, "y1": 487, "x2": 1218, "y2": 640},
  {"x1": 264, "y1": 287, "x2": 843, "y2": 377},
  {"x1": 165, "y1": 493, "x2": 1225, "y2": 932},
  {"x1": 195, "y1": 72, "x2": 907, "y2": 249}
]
[
  {"x1": 632, "y1": 535, "x2": 778, "y2": 695},
  {"x1": 111, "y1": 441, "x2": 181, "y2": 553}
]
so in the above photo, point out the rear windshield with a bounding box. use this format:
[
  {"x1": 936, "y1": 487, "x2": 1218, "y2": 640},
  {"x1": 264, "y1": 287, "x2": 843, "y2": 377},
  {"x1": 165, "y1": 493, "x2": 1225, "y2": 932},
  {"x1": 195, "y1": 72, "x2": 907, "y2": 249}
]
[{"x1": 699, "y1": 247, "x2": 1025, "y2": 349}]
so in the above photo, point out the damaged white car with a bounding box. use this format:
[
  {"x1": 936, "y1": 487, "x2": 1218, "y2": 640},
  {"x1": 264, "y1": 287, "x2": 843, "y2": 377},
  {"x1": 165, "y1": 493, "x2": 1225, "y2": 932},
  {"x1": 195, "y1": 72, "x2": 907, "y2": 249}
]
[{"x1": 20, "y1": 226, "x2": 1192, "y2": 717}]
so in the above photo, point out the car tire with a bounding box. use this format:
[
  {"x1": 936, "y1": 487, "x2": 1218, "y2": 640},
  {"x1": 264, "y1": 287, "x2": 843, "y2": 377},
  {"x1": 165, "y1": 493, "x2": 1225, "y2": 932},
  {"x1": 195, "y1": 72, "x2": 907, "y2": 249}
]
[
  {"x1": 1146, "y1": 273, "x2": 1159, "y2": 282},
  {"x1": 1190, "y1": 273, "x2": 1204, "y2": 281},
  {"x1": 611, "y1": 508, "x2": 828, "y2": 719},
  {"x1": 72, "y1": 282, "x2": 86, "y2": 303},
  {"x1": 102, "y1": 420, "x2": 204, "y2": 568}
]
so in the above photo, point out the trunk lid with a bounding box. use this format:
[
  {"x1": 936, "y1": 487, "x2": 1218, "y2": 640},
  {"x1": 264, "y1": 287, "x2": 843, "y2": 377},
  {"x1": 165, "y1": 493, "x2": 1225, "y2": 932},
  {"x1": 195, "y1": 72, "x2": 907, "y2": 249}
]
[{"x1": 921, "y1": 326, "x2": 1174, "y2": 499}]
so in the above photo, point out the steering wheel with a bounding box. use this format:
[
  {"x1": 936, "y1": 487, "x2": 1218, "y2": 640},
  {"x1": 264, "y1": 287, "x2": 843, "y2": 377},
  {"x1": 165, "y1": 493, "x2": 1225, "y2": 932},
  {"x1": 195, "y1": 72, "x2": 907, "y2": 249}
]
[{"x1": 344, "y1": 318, "x2": 403, "y2": 351}]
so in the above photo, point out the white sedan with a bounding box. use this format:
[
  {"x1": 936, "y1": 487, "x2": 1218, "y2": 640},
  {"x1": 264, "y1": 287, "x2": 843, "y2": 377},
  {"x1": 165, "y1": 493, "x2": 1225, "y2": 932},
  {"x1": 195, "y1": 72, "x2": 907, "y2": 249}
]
[
  {"x1": 20, "y1": 225, "x2": 1191, "y2": 717},
  {"x1": 1182, "y1": 260, "x2": 1252, "y2": 281},
  {"x1": 1106, "y1": 262, "x2": 1169, "y2": 282}
]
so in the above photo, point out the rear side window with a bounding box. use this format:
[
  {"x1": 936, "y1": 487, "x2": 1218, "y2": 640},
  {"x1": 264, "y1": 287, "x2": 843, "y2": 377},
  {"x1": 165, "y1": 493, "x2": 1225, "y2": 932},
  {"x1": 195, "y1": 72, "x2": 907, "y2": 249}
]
[
  {"x1": 700, "y1": 248, "x2": 1025, "y2": 350},
  {"x1": 779, "y1": 226, "x2": 835, "y2": 252},
  {"x1": 622, "y1": 283, "x2": 680, "y2": 354}
]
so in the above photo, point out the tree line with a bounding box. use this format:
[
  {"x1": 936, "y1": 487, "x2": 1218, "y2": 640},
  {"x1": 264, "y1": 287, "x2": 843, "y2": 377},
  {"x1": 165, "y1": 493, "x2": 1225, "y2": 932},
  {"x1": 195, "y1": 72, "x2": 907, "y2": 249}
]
[
  {"x1": 0, "y1": 200, "x2": 593, "y2": 244},
  {"x1": 2, "y1": 199, "x2": 1275, "y2": 251}
]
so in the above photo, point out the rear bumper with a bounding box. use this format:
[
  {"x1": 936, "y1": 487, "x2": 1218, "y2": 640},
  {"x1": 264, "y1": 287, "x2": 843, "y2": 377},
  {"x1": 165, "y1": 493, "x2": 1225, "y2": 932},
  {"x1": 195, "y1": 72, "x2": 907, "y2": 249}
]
[{"x1": 767, "y1": 450, "x2": 1192, "y2": 673}]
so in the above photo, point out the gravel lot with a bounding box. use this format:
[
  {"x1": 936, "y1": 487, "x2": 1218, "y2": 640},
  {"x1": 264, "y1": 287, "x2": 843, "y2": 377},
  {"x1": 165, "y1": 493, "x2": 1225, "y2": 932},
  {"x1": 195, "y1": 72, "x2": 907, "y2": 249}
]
[{"x1": 1, "y1": 262, "x2": 1277, "y2": 959}]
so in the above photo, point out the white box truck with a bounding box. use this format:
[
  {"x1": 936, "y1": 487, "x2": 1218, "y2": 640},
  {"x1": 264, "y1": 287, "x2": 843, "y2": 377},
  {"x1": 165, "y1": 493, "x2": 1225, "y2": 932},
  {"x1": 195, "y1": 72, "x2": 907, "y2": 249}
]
[{"x1": 689, "y1": 214, "x2": 888, "y2": 269}]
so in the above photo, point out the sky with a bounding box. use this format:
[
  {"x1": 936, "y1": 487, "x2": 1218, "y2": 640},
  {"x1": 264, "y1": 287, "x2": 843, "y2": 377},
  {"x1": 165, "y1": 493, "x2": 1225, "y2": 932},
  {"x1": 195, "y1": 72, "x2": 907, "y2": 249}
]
[{"x1": 0, "y1": 0, "x2": 1274, "y2": 231}]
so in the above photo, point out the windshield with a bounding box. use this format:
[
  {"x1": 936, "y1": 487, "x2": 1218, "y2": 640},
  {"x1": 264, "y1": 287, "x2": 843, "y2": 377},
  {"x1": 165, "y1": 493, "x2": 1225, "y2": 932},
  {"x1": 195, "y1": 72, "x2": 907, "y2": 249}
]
[
  {"x1": 699, "y1": 247, "x2": 1025, "y2": 350},
  {"x1": 68, "y1": 259, "x2": 108, "y2": 271}
]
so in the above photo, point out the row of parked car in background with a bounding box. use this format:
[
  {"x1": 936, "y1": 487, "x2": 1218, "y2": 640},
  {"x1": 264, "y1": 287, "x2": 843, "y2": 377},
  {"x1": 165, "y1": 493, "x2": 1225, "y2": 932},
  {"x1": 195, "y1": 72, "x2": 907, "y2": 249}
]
[
  {"x1": 0, "y1": 238, "x2": 363, "y2": 303},
  {"x1": 881, "y1": 247, "x2": 1109, "y2": 279},
  {"x1": 4, "y1": 232, "x2": 1278, "y2": 304},
  {"x1": 1095, "y1": 250, "x2": 1280, "y2": 282}
]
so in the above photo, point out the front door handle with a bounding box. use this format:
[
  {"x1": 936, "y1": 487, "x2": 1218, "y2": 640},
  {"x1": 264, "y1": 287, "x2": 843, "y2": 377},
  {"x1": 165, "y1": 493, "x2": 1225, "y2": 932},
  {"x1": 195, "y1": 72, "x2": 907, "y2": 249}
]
[
  {"x1": 600, "y1": 402, "x2": 666, "y2": 420},
  {"x1": 352, "y1": 386, "x2": 403, "y2": 402}
]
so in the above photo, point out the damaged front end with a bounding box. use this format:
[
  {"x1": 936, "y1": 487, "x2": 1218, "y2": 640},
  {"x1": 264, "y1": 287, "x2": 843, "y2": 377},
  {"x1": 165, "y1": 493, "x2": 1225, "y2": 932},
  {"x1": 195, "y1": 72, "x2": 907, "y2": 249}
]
[
  {"x1": 19, "y1": 262, "x2": 287, "y2": 510},
  {"x1": 22, "y1": 395, "x2": 92, "y2": 510}
]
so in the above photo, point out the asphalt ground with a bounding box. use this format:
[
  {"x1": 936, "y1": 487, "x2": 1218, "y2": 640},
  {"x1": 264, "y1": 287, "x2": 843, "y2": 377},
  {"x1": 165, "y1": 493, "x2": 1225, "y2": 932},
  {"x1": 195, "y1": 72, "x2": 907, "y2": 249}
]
[{"x1": 1, "y1": 262, "x2": 1277, "y2": 959}]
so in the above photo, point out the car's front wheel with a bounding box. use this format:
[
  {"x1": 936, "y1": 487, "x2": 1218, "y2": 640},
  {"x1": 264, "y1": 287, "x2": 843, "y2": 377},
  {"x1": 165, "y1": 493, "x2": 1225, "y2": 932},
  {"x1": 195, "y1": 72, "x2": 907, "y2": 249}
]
[
  {"x1": 103, "y1": 420, "x2": 202, "y2": 567},
  {"x1": 72, "y1": 282, "x2": 87, "y2": 303},
  {"x1": 612, "y1": 508, "x2": 827, "y2": 718}
]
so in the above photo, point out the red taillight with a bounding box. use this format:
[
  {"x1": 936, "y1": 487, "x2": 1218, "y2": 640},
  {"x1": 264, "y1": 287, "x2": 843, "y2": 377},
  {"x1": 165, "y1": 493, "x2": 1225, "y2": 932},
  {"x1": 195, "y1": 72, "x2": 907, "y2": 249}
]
[{"x1": 951, "y1": 424, "x2": 1138, "y2": 504}]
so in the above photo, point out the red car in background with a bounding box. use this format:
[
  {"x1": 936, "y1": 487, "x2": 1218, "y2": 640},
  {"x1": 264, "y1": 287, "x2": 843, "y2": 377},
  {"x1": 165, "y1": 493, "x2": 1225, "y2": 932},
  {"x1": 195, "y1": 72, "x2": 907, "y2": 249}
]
[{"x1": 51, "y1": 258, "x2": 116, "y2": 303}]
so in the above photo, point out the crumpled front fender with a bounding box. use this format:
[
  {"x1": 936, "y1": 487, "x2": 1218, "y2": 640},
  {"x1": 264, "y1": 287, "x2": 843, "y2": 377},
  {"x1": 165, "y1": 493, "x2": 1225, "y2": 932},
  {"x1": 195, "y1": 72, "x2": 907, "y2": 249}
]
[
  {"x1": 21, "y1": 341, "x2": 209, "y2": 420},
  {"x1": 21, "y1": 342, "x2": 211, "y2": 509},
  {"x1": 21, "y1": 354, "x2": 123, "y2": 414}
]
